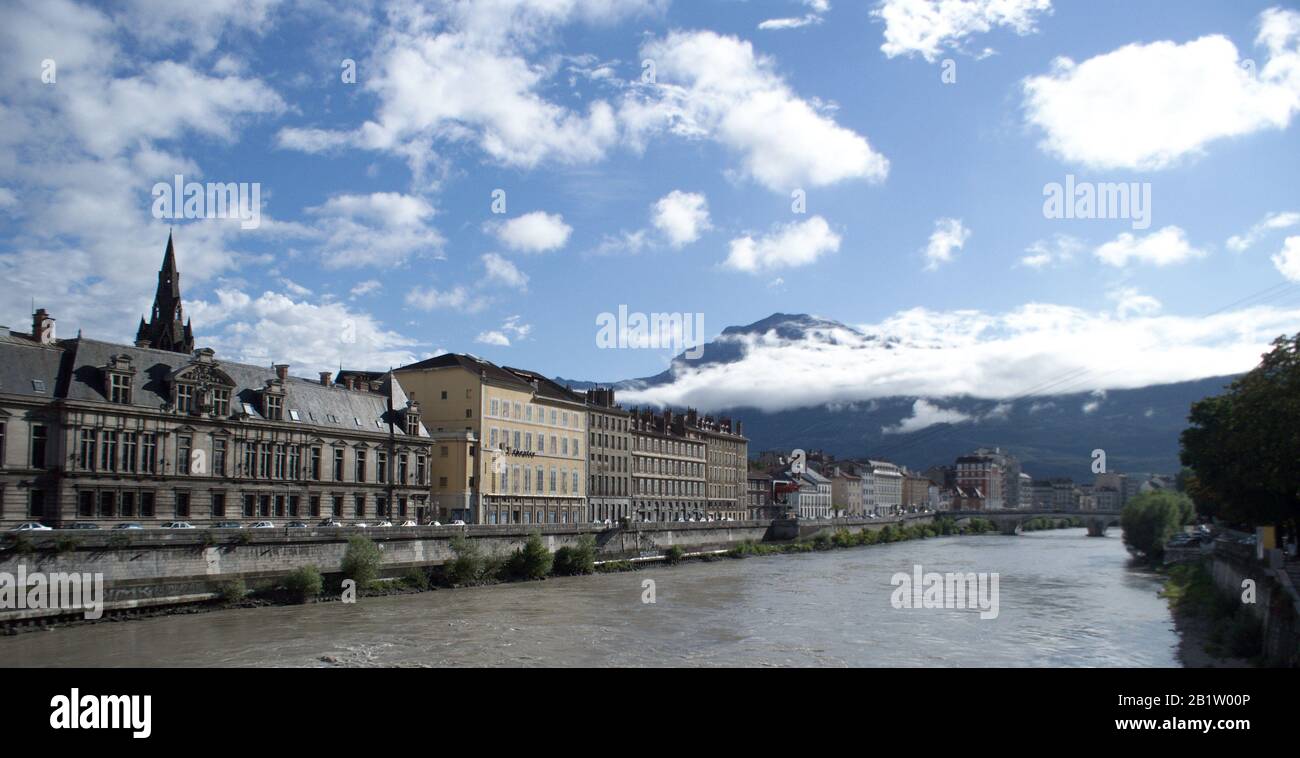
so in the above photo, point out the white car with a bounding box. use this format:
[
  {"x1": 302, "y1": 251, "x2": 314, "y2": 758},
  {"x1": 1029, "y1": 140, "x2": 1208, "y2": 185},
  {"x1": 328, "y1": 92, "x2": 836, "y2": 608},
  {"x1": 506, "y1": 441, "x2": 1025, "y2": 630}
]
[
  {"x1": 248, "y1": 521, "x2": 275, "y2": 529},
  {"x1": 450, "y1": 520, "x2": 466, "y2": 526},
  {"x1": 425, "y1": 520, "x2": 442, "y2": 527},
  {"x1": 160, "y1": 521, "x2": 195, "y2": 529},
  {"x1": 10, "y1": 522, "x2": 51, "y2": 531},
  {"x1": 353, "y1": 522, "x2": 369, "y2": 528},
  {"x1": 399, "y1": 520, "x2": 417, "y2": 527},
  {"x1": 374, "y1": 520, "x2": 394, "y2": 527}
]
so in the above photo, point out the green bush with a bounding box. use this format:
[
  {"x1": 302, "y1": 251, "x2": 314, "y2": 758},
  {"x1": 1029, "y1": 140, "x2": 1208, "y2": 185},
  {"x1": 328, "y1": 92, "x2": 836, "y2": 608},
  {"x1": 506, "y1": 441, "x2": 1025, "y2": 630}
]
[
  {"x1": 501, "y1": 533, "x2": 552, "y2": 581},
  {"x1": 447, "y1": 535, "x2": 485, "y2": 585},
  {"x1": 596, "y1": 560, "x2": 635, "y2": 572},
  {"x1": 341, "y1": 535, "x2": 382, "y2": 589},
  {"x1": 1121, "y1": 491, "x2": 1194, "y2": 561},
  {"x1": 219, "y1": 578, "x2": 248, "y2": 603},
  {"x1": 553, "y1": 535, "x2": 597, "y2": 576},
  {"x1": 663, "y1": 544, "x2": 686, "y2": 564},
  {"x1": 283, "y1": 565, "x2": 323, "y2": 603},
  {"x1": 401, "y1": 566, "x2": 430, "y2": 590}
]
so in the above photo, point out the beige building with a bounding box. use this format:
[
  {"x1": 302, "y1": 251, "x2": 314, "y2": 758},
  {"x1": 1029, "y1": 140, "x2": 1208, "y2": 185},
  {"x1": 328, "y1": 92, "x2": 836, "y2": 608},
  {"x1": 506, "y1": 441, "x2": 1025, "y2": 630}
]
[
  {"x1": 829, "y1": 466, "x2": 863, "y2": 517},
  {"x1": 393, "y1": 354, "x2": 588, "y2": 525},
  {"x1": 585, "y1": 388, "x2": 631, "y2": 522}
]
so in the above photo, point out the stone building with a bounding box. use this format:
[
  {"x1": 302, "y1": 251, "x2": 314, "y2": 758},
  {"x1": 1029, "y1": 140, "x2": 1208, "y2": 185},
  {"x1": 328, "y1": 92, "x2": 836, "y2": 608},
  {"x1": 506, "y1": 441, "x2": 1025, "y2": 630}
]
[
  {"x1": 393, "y1": 353, "x2": 588, "y2": 525},
  {"x1": 745, "y1": 470, "x2": 776, "y2": 519},
  {"x1": 0, "y1": 245, "x2": 435, "y2": 527},
  {"x1": 584, "y1": 387, "x2": 631, "y2": 523},
  {"x1": 629, "y1": 407, "x2": 708, "y2": 522},
  {"x1": 828, "y1": 465, "x2": 863, "y2": 517},
  {"x1": 694, "y1": 410, "x2": 748, "y2": 520},
  {"x1": 955, "y1": 454, "x2": 1004, "y2": 510}
]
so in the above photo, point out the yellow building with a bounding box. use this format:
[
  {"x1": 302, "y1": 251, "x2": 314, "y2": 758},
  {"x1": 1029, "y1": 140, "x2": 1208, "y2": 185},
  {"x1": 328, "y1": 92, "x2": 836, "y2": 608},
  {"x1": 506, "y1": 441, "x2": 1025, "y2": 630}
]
[{"x1": 394, "y1": 354, "x2": 587, "y2": 525}]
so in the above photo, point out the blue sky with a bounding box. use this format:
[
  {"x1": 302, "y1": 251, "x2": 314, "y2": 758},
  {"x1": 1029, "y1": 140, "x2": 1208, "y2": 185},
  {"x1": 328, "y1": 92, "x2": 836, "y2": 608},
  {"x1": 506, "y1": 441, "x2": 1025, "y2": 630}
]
[{"x1": 2, "y1": 0, "x2": 1299, "y2": 415}]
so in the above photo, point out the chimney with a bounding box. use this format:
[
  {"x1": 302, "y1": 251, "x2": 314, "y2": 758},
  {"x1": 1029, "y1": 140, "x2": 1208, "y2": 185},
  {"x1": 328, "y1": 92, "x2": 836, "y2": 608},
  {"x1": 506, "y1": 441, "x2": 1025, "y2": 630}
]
[
  {"x1": 275, "y1": 364, "x2": 289, "y2": 381},
  {"x1": 319, "y1": 371, "x2": 332, "y2": 387},
  {"x1": 32, "y1": 308, "x2": 55, "y2": 345},
  {"x1": 345, "y1": 376, "x2": 356, "y2": 390}
]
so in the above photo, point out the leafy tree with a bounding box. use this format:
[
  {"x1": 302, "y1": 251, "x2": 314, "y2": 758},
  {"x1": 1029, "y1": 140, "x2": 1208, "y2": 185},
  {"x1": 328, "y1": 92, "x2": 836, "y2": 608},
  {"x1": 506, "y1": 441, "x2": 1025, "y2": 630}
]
[
  {"x1": 341, "y1": 536, "x2": 382, "y2": 589},
  {"x1": 283, "y1": 565, "x2": 323, "y2": 603},
  {"x1": 1121, "y1": 490, "x2": 1193, "y2": 560},
  {"x1": 502, "y1": 533, "x2": 552, "y2": 581},
  {"x1": 448, "y1": 535, "x2": 485, "y2": 585},
  {"x1": 1181, "y1": 333, "x2": 1300, "y2": 533},
  {"x1": 552, "y1": 535, "x2": 597, "y2": 576}
]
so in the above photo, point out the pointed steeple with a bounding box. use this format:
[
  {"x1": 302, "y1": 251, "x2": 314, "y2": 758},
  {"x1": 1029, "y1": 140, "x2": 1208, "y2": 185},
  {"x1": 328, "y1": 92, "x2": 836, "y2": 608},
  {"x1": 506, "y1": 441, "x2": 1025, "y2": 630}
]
[{"x1": 138, "y1": 233, "x2": 195, "y2": 354}]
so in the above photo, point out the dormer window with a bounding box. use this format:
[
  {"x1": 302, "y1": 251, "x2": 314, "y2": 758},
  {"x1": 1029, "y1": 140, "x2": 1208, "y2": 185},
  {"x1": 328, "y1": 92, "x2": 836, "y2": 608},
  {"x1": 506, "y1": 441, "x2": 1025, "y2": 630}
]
[
  {"x1": 110, "y1": 373, "x2": 132, "y2": 404},
  {"x1": 212, "y1": 387, "x2": 231, "y2": 417},
  {"x1": 405, "y1": 414, "x2": 420, "y2": 436},
  {"x1": 265, "y1": 394, "x2": 283, "y2": 421},
  {"x1": 176, "y1": 383, "x2": 195, "y2": 413}
]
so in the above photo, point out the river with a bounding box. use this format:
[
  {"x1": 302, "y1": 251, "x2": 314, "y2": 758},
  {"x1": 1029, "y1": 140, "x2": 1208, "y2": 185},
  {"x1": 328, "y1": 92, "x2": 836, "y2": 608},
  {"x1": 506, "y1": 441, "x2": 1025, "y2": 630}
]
[{"x1": 0, "y1": 528, "x2": 1180, "y2": 667}]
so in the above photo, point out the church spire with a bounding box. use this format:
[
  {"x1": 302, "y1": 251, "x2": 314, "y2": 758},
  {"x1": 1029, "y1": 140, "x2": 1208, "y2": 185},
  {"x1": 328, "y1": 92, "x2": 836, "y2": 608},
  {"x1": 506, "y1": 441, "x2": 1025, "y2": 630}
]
[{"x1": 137, "y1": 232, "x2": 195, "y2": 354}]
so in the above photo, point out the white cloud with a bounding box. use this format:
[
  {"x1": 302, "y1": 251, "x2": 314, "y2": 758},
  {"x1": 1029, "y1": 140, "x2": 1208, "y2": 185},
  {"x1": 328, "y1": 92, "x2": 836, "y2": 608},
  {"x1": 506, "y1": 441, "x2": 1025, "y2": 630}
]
[
  {"x1": 1022, "y1": 8, "x2": 1300, "y2": 170},
  {"x1": 620, "y1": 302, "x2": 1300, "y2": 413},
  {"x1": 307, "y1": 192, "x2": 444, "y2": 268},
  {"x1": 491, "y1": 211, "x2": 572, "y2": 253},
  {"x1": 651, "y1": 190, "x2": 711, "y2": 247},
  {"x1": 759, "y1": 0, "x2": 830, "y2": 30},
  {"x1": 923, "y1": 217, "x2": 970, "y2": 270},
  {"x1": 724, "y1": 216, "x2": 841, "y2": 272},
  {"x1": 1227, "y1": 210, "x2": 1300, "y2": 252},
  {"x1": 404, "y1": 285, "x2": 484, "y2": 312},
  {"x1": 1108, "y1": 286, "x2": 1162, "y2": 318},
  {"x1": 475, "y1": 330, "x2": 512, "y2": 346},
  {"x1": 874, "y1": 0, "x2": 1052, "y2": 61},
  {"x1": 1094, "y1": 226, "x2": 1206, "y2": 268},
  {"x1": 1019, "y1": 234, "x2": 1082, "y2": 268},
  {"x1": 350, "y1": 280, "x2": 382, "y2": 298},
  {"x1": 474, "y1": 315, "x2": 533, "y2": 347},
  {"x1": 482, "y1": 252, "x2": 529, "y2": 290},
  {"x1": 1273, "y1": 236, "x2": 1300, "y2": 281},
  {"x1": 882, "y1": 398, "x2": 974, "y2": 434},
  {"x1": 628, "y1": 30, "x2": 889, "y2": 192},
  {"x1": 186, "y1": 288, "x2": 420, "y2": 373}
]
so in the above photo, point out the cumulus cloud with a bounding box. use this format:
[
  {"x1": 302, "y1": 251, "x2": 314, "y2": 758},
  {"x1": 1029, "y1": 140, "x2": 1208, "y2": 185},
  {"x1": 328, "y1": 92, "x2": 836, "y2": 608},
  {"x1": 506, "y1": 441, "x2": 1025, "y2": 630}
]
[
  {"x1": 307, "y1": 192, "x2": 443, "y2": 268},
  {"x1": 882, "y1": 398, "x2": 974, "y2": 434},
  {"x1": 651, "y1": 190, "x2": 711, "y2": 247},
  {"x1": 619, "y1": 302, "x2": 1300, "y2": 412},
  {"x1": 1094, "y1": 226, "x2": 1206, "y2": 268},
  {"x1": 1108, "y1": 286, "x2": 1162, "y2": 318},
  {"x1": 475, "y1": 315, "x2": 532, "y2": 347},
  {"x1": 350, "y1": 280, "x2": 382, "y2": 298},
  {"x1": 1273, "y1": 236, "x2": 1300, "y2": 281},
  {"x1": 1227, "y1": 210, "x2": 1300, "y2": 252},
  {"x1": 186, "y1": 288, "x2": 420, "y2": 373},
  {"x1": 491, "y1": 211, "x2": 573, "y2": 253},
  {"x1": 1022, "y1": 8, "x2": 1300, "y2": 170},
  {"x1": 874, "y1": 0, "x2": 1052, "y2": 61},
  {"x1": 627, "y1": 30, "x2": 889, "y2": 192},
  {"x1": 482, "y1": 252, "x2": 529, "y2": 290},
  {"x1": 759, "y1": 0, "x2": 830, "y2": 30},
  {"x1": 724, "y1": 216, "x2": 841, "y2": 272},
  {"x1": 923, "y1": 217, "x2": 970, "y2": 270},
  {"x1": 1019, "y1": 234, "x2": 1082, "y2": 268},
  {"x1": 404, "y1": 284, "x2": 484, "y2": 312}
]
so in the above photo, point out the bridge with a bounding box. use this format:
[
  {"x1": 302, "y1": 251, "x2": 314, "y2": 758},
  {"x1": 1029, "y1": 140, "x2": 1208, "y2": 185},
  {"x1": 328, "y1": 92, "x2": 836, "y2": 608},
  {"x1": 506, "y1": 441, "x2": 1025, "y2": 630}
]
[{"x1": 938, "y1": 509, "x2": 1122, "y2": 537}]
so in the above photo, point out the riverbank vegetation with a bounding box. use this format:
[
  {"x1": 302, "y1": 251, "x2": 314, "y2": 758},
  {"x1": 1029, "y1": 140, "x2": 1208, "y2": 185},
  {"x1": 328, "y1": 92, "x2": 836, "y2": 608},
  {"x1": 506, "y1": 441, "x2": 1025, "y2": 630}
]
[
  {"x1": 1120, "y1": 491, "x2": 1195, "y2": 562},
  {"x1": 1161, "y1": 562, "x2": 1262, "y2": 664}
]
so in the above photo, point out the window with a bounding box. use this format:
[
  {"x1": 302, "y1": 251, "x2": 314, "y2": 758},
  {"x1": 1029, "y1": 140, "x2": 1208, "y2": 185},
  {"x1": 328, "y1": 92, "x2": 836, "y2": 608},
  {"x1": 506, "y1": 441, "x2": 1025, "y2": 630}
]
[
  {"x1": 289, "y1": 495, "x2": 300, "y2": 517},
  {"x1": 440, "y1": 390, "x2": 447, "y2": 400},
  {"x1": 142, "y1": 433, "x2": 157, "y2": 473},
  {"x1": 78, "y1": 491, "x2": 94, "y2": 517},
  {"x1": 310, "y1": 496, "x2": 321, "y2": 518},
  {"x1": 354, "y1": 495, "x2": 366, "y2": 518},
  {"x1": 78, "y1": 428, "x2": 96, "y2": 470},
  {"x1": 101, "y1": 431, "x2": 118, "y2": 472},
  {"x1": 438, "y1": 476, "x2": 448, "y2": 488},
  {"x1": 416, "y1": 455, "x2": 427, "y2": 485},
  {"x1": 213, "y1": 439, "x2": 226, "y2": 476},
  {"x1": 377, "y1": 450, "x2": 388, "y2": 483},
  {"x1": 243, "y1": 494, "x2": 255, "y2": 518},
  {"x1": 29, "y1": 424, "x2": 47, "y2": 469},
  {"x1": 176, "y1": 383, "x2": 194, "y2": 413},
  {"x1": 28, "y1": 489, "x2": 45, "y2": 519},
  {"x1": 258, "y1": 443, "x2": 271, "y2": 478},
  {"x1": 354, "y1": 449, "x2": 367, "y2": 482},
  {"x1": 212, "y1": 388, "x2": 231, "y2": 417},
  {"x1": 212, "y1": 493, "x2": 226, "y2": 518},
  {"x1": 0, "y1": 420, "x2": 5, "y2": 467},
  {"x1": 110, "y1": 373, "x2": 132, "y2": 404},
  {"x1": 310, "y1": 447, "x2": 322, "y2": 480},
  {"x1": 140, "y1": 492, "x2": 155, "y2": 518},
  {"x1": 332, "y1": 495, "x2": 342, "y2": 517},
  {"x1": 177, "y1": 435, "x2": 192, "y2": 475},
  {"x1": 333, "y1": 448, "x2": 344, "y2": 481},
  {"x1": 405, "y1": 414, "x2": 420, "y2": 436},
  {"x1": 120, "y1": 492, "x2": 135, "y2": 517},
  {"x1": 265, "y1": 395, "x2": 283, "y2": 421},
  {"x1": 175, "y1": 491, "x2": 190, "y2": 518},
  {"x1": 273, "y1": 445, "x2": 286, "y2": 479},
  {"x1": 398, "y1": 454, "x2": 408, "y2": 484},
  {"x1": 288, "y1": 446, "x2": 300, "y2": 480},
  {"x1": 122, "y1": 433, "x2": 138, "y2": 473}
]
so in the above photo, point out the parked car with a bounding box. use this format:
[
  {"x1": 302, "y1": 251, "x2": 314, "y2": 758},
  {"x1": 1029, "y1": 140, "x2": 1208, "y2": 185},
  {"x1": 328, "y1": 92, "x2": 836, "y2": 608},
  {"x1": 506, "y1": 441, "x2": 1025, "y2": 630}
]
[
  {"x1": 450, "y1": 520, "x2": 466, "y2": 526},
  {"x1": 248, "y1": 521, "x2": 275, "y2": 529},
  {"x1": 399, "y1": 520, "x2": 417, "y2": 527},
  {"x1": 353, "y1": 522, "x2": 369, "y2": 528},
  {"x1": 286, "y1": 521, "x2": 308, "y2": 529},
  {"x1": 210, "y1": 521, "x2": 243, "y2": 529},
  {"x1": 424, "y1": 520, "x2": 442, "y2": 526},
  {"x1": 10, "y1": 522, "x2": 51, "y2": 531},
  {"x1": 374, "y1": 520, "x2": 393, "y2": 527},
  {"x1": 67, "y1": 522, "x2": 100, "y2": 530},
  {"x1": 317, "y1": 519, "x2": 343, "y2": 528},
  {"x1": 114, "y1": 522, "x2": 144, "y2": 530},
  {"x1": 160, "y1": 521, "x2": 195, "y2": 529}
]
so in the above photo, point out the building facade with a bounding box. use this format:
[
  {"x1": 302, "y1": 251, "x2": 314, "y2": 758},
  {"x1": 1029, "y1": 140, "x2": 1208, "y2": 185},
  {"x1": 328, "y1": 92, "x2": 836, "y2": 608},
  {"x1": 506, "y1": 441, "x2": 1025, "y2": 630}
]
[
  {"x1": 955, "y1": 454, "x2": 1004, "y2": 510},
  {"x1": 393, "y1": 353, "x2": 588, "y2": 525},
  {"x1": 585, "y1": 387, "x2": 631, "y2": 522},
  {"x1": 629, "y1": 408, "x2": 707, "y2": 521},
  {"x1": 866, "y1": 459, "x2": 903, "y2": 515}
]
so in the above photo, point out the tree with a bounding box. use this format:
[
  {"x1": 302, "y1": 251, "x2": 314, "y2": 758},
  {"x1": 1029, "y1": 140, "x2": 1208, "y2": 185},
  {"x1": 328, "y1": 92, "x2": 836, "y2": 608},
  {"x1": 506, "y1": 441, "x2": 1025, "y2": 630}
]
[
  {"x1": 502, "y1": 533, "x2": 552, "y2": 581},
  {"x1": 1120, "y1": 490, "x2": 1194, "y2": 561},
  {"x1": 1180, "y1": 333, "x2": 1300, "y2": 532},
  {"x1": 341, "y1": 536, "x2": 382, "y2": 589}
]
